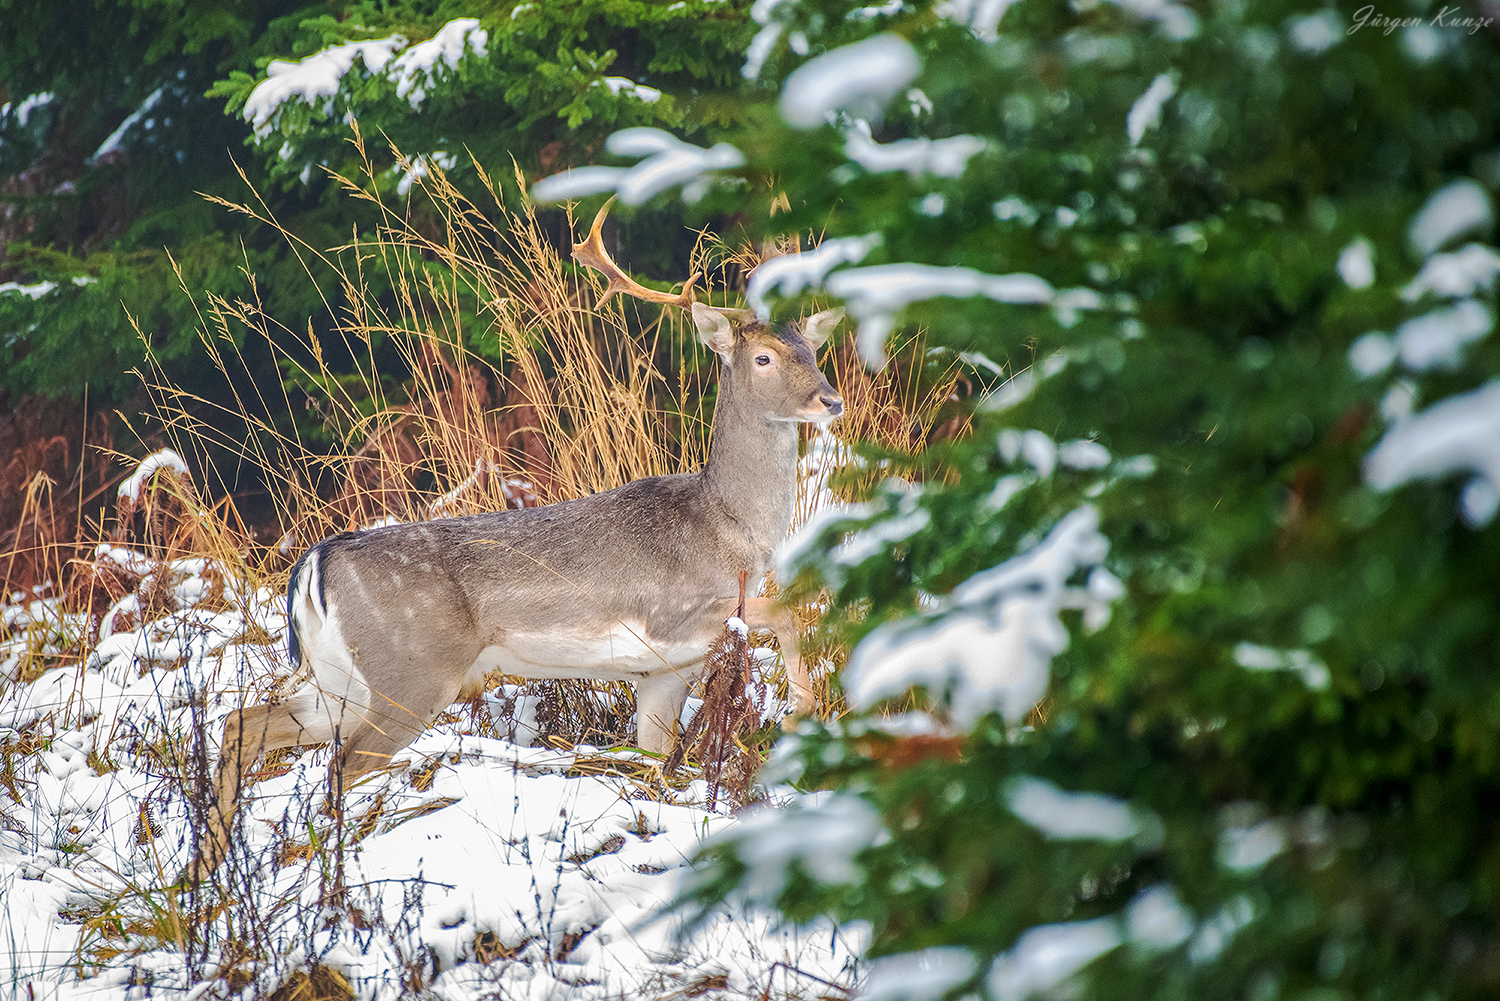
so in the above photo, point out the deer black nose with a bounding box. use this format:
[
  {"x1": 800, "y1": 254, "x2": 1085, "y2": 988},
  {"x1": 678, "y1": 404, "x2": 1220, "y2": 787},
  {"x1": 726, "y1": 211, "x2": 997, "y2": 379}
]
[{"x1": 821, "y1": 395, "x2": 843, "y2": 416}]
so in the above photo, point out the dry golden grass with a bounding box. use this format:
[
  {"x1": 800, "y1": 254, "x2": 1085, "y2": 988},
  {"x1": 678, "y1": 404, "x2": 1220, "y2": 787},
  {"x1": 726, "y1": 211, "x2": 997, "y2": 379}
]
[{"x1": 3, "y1": 129, "x2": 966, "y2": 753}]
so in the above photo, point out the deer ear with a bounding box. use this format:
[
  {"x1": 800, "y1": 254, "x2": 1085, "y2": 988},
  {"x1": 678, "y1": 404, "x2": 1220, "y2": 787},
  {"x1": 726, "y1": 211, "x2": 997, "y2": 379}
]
[
  {"x1": 802, "y1": 308, "x2": 844, "y2": 349},
  {"x1": 692, "y1": 302, "x2": 736, "y2": 357}
]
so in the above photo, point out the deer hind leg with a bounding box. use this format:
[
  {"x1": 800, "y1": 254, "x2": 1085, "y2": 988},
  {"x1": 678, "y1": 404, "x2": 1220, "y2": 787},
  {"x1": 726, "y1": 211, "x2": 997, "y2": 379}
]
[
  {"x1": 326, "y1": 714, "x2": 419, "y2": 792},
  {"x1": 741, "y1": 596, "x2": 814, "y2": 718},
  {"x1": 317, "y1": 719, "x2": 408, "y2": 843},
  {"x1": 192, "y1": 695, "x2": 336, "y2": 879}
]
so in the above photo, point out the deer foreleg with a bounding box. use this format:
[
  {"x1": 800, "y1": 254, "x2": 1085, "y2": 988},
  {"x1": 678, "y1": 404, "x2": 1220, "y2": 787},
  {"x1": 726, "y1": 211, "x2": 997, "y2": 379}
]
[{"x1": 742, "y1": 596, "x2": 814, "y2": 719}]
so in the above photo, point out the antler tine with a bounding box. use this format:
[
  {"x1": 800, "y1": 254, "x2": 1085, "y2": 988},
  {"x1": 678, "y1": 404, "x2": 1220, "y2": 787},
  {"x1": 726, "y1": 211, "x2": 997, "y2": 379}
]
[{"x1": 572, "y1": 197, "x2": 699, "y2": 312}]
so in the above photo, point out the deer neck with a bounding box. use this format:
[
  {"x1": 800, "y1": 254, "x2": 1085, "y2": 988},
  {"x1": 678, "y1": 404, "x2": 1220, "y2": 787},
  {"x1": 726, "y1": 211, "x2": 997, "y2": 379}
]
[{"x1": 701, "y1": 368, "x2": 799, "y2": 554}]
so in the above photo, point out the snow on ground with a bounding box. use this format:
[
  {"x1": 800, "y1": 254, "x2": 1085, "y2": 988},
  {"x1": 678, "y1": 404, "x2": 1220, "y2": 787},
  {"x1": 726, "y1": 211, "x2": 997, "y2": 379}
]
[{"x1": 0, "y1": 544, "x2": 861, "y2": 999}]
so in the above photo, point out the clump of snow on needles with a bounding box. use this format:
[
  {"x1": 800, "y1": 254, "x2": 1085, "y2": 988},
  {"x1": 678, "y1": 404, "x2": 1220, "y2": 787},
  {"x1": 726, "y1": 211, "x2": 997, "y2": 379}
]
[
  {"x1": 594, "y1": 76, "x2": 662, "y2": 104},
  {"x1": 1364, "y1": 379, "x2": 1500, "y2": 527},
  {"x1": 1005, "y1": 775, "x2": 1155, "y2": 843},
  {"x1": 92, "y1": 87, "x2": 163, "y2": 161},
  {"x1": 688, "y1": 792, "x2": 885, "y2": 901},
  {"x1": 742, "y1": 0, "x2": 795, "y2": 79},
  {"x1": 1347, "y1": 298, "x2": 1493, "y2": 377},
  {"x1": 779, "y1": 33, "x2": 920, "y2": 129},
  {"x1": 1402, "y1": 243, "x2": 1500, "y2": 301},
  {"x1": 747, "y1": 233, "x2": 882, "y2": 318},
  {"x1": 388, "y1": 19, "x2": 488, "y2": 106},
  {"x1": 1337, "y1": 236, "x2": 1376, "y2": 288},
  {"x1": 862, "y1": 946, "x2": 979, "y2": 1001},
  {"x1": 245, "y1": 37, "x2": 406, "y2": 136},
  {"x1": 531, "y1": 128, "x2": 745, "y2": 206},
  {"x1": 2, "y1": 91, "x2": 53, "y2": 126},
  {"x1": 828, "y1": 263, "x2": 1050, "y2": 365},
  {"x1": 242, "y1": 18, "x2": 487, "y2": 136},
  {"x1": 0, "y1": 279, "x2": 59, "y2": 299},
  {"x1": 1127, "y1": 72, "x2": 1177, "y2": 146},
  {"x1": 844, "y1": 120, "x2": 987, "y2": 179},
  {"x1": 1126, "y1": 0, "x2": 1200, "y2": 39},
  {"x1": 934, "y1": 0, "x2": 1022, "y2": 42},
  {"x1": 1392, "y1": 299, "x2": 1493, "y2": 371},
  {"x1": 1218, "y1": 816, "x2": 1289, "y2": 872},
  {"x1": 843, "y1": 505, "x2": 1120, "y2": 727},
  {"x1": 866, "y1": 880, "x2": 1204, "y2": 1001},
  {"x1": 987, "y1": 917, "x2": 1122, "y2": 1001},
  {"x1": 1408, "y1": 179, "x2": 1493, "y2": 257},
  {"x1": 1126, "y1": 884, "x2": 1195, "y2": 950},
  {"x1": 1232, "y1": 642, "x2": 1330, "y2": 690}
]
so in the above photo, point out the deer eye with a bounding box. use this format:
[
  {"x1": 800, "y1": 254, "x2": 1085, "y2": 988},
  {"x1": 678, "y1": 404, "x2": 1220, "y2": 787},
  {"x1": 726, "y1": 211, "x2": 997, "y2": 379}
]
[{"x1": 755, "y1": 354, "x2": 772, "y2": 367}]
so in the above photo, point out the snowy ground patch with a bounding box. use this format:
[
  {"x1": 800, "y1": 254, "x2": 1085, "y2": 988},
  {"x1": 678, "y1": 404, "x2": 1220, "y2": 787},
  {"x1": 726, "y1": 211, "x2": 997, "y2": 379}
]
[{"x1": 0, "y1": 539, "x2": 860, "y2": 1000}]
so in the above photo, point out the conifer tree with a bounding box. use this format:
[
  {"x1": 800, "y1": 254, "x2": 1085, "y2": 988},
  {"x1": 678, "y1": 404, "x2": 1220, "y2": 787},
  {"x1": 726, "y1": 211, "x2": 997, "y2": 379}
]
[{"x1": 539, "y1": 1, "x2": 1500, "y2": 996}]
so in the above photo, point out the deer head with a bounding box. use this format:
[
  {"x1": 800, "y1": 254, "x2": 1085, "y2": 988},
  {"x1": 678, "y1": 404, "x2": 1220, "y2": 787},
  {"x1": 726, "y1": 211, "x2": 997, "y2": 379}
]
[{"x1": 572, "y1": 199, "x2": 843, "y2": 425}]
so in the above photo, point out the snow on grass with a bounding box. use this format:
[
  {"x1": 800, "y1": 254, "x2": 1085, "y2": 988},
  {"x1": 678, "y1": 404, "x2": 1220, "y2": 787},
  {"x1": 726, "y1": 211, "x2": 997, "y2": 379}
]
[
  {"x1": 842, "y1": 505, "x2": 1116, "y2": 727},
  {"x1": 0, "y1": 550, "x2": 859, "y2": 999},
  {"x1": 116, "y1": 448, "x2": 190, "y2": 502},
  {"x1": 778, "y1": 33, "x2": 920, "y2": 129}
]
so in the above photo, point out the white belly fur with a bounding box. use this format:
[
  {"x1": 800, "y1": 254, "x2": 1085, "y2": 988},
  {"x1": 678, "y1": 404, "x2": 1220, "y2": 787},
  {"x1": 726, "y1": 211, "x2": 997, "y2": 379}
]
[{"x1": 465, "y1": 622, "x2": 709, "y2": 683}]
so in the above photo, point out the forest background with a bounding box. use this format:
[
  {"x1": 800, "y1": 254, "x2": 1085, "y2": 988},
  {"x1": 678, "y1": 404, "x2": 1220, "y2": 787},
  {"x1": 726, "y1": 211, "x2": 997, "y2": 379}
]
[{"x1": 3, "y1": 0, "x2": 1500, "y2": 998}]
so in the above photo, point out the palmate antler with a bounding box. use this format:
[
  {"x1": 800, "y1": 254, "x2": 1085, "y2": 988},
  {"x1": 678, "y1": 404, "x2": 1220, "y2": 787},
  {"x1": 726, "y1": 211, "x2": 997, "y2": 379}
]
[{"x1": 571, "y1": 197, "x2": 754, "y2": 322}]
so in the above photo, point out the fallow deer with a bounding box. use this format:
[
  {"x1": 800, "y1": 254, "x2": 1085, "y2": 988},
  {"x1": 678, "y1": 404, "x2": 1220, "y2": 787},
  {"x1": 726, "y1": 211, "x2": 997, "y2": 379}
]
[{"x1": 194, "y1": 201, "x2": 843, "y2": 873}]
